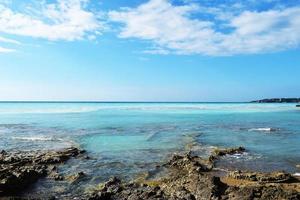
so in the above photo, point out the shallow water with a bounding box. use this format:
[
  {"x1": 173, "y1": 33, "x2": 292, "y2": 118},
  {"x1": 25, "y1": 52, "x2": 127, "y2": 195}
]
[{"x1": 0, "y1": 102, "x2": 299, "y2": 196}]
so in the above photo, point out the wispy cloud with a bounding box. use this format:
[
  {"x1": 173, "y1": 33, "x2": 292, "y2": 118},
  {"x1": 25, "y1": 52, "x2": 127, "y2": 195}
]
[
  {"x1": 0, "y1": 36, "x2": 21, "y2": 45},
  {"x1": 109, "y1": 0, "x2": 300, "y2": 56},
  {"x1": 0, "y1": 0, "x2": 104, "y2": 41},
  {"x1": 0, "y1": 46, "x2": 15, "y2": 53}
]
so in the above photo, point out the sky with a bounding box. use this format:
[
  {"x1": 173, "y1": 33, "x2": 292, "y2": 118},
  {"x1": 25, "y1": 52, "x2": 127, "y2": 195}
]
[{"x1": 0, "y1": 0, "x2": 300, "y2": 102}]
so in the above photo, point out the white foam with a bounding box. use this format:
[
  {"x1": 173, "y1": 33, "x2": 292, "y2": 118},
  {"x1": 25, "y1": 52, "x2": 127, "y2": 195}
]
[
  {"x1": 248, "y1": 128, "x2": 277, "y2": 132},
  {"x1": 11, "y1": 136, "x2": 63, "y2": 141},
  {"x1": 293, "y1": 173, "x2": 300, "y2": 176},
  {"x1": 0, "y1": 103, "x2": 296, "y2": 114}
]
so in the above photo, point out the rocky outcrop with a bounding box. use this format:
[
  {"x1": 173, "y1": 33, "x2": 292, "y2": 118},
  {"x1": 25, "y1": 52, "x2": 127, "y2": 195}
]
[
  {"x1": 2, "y1": 146, "x2": 299, "y2": 199},
  {"x1": 251, "y1": 98, "x2": 300, "y2": 103},
  {"x1": 88, "y1": 177, "x2": 168, "y2": 200},
  {"x1": 228, "y1": 171, "x2": 295, "y2": 183},
  {"x1": 0, "y1": 147, "x2": 84, "y2": 196},
  {"x1": 88, "y1": 147, "x2": 300, "y2": 200},
  {"x1": 208, "y1": 146, "x2": 246, "y2": 165}
]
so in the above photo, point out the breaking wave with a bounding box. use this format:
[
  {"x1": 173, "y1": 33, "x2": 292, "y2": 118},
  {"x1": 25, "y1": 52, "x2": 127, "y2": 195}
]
[{"x1": 248, "y1": 128, "x2": 278, "y2": 132}]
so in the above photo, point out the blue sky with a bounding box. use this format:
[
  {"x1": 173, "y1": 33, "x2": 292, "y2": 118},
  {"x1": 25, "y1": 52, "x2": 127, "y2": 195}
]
[{"x1": 0, "y1": 0, "x2": 300, "y2": 101}]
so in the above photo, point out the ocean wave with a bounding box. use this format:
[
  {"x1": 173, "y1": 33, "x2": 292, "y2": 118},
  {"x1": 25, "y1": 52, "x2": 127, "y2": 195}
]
[
  {"x1": 248, "y1": 128, "x2": 278, "y2": 132},
  {"x1": 0, "y1": 103, "x2": 297, "y2": 114},
  {"x1": 11, "y1": 136, "x2": 64, "y2": 142},
  {"x1": 0, "y1": 107, "x2": 101, "y2": 114}
]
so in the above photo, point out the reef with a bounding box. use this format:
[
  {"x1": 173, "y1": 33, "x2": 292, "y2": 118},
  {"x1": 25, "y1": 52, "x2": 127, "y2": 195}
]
[
  {"x1": 1, "y1": 146, "x2": 299, "y2": 199},
  {"x1": 0, "y1": 147, "x2": 84, "y2": 196},
  {"x1": 88, "y1": 147, "x2": 300, "y2": 200}
]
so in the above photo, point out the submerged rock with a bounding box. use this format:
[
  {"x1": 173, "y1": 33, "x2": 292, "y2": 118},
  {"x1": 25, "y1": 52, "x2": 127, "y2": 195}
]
[
  {"x1": 0, "y1": 147, "x2": 84, "y2": 196},
  {"x1": 87, "y1": 147, "x2": 300, "y2": 200},
  {"x1": 66, "y1": 171, "x2": 86, "y2": 183},
  {"x1": 2, "y1": 146, "x2": 300, "y2": 199},
  {"x1": 208, "y1": 146, "x2": 246, "y2": 164}
]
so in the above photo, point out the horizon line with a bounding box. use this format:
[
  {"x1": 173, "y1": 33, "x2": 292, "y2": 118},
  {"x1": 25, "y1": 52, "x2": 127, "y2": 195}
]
[{"x1": 0, "y1": 100, "x2": 251, "y2": 103}]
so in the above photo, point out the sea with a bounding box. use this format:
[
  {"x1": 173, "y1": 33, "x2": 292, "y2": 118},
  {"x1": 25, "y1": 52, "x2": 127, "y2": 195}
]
[{"x1": 0, "y1": 102, "x2": 299, "y2": 197}]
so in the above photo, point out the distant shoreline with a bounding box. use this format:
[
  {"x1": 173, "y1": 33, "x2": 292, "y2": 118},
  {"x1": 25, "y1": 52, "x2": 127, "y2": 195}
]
[{"x1": 251, "y1": 98, "x2": 300, "y2": 103}]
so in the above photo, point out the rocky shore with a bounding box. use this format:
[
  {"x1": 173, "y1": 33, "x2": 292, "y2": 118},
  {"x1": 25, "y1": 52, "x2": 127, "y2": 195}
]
[
  {"x1": 0, "y1": 147, "x2": 85, "y2": 196},
  {"x1": 1, "y1": 147, "x2": 299, "y2": 199}
]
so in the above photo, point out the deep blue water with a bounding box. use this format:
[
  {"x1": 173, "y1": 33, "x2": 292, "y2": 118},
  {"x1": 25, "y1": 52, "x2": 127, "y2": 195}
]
[{"x1": 0, "y1": 102, "x2": 299, "y2": 196}]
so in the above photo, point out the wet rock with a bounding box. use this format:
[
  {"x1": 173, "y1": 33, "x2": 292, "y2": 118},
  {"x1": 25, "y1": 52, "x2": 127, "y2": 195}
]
[
  {"x1": 87, "y1": 149, "x2": 299, "y2": 200},
  {"x1": 212, "y1": 146, "x2": 245, "y2": 157},
  {"x1": 208, "y1": 146, "x2": 245, "y2": 164},
  {"x1": 66, "y1": 171, "x2": 86, "y2": 183},
  {"x1": 88, "y1": 177, "x2": 167, "y2": 200},
  {"x1": 166, "y1": 152, "x2": 212, "y2": 172},
  {"x1": 0, "y1": 147, "x2": 84, "y2": 196},
  {"x1": 228, "y1": 171, "x2": 295, "y2": 183},
  {"x1": 0, "y1": 165, "x2": 47, "y2": 195},
  {"x1": 49, "y1": 171, "x2": 64, "y2": 181}
]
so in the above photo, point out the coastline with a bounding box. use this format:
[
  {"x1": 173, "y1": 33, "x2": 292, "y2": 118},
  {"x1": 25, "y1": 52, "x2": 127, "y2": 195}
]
[
  {"x1": 0, "y1": 102, "x2": 299, "y2": 199},
  {"x1": 1, "y1": 146, "x2": 299, "y2": 199}
]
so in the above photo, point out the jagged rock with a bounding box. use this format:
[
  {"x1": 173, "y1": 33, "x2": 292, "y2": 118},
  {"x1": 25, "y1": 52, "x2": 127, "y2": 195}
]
[
  {"x1": 208, "y1": 146, "x2": 245, "y2": 164},
  {"x1": 88, "y1": 177, "x2": 167, "y2": 200},
  {"x1": 228, "y1": 171, "x2": 295, "y2": 183},
  {"x1": 87, "y1": 148, "x2": 299, "y2": 200},
  {"x1": 166, "y1": 152, "x2": 212, "y2": 172},
  {"x1": 66, "y1": 171, "x2": 86, "y2": 183},
  {"x1": 0, "y1": 147, "x2": 84, "y2": 196}
]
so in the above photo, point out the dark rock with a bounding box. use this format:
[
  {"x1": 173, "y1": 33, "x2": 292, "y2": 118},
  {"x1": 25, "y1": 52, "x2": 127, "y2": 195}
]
[
  {"x1": 213, "y1": 146, "x2": 245, "y2": 157},
  {"x1": 208, "y1": 146, "x2": 246, "y2": 166},
  {"x1": 251, "y1": 98, "x2": 300, "y2": 103},
  {"x1": 0, "y1": 147, "x2": 84, "y2": 196},
  {"x1": 228, "y1": 171, "x2": 295, "y2": 183},
  {"x1": 87, "y1": 147, "x2": 299, "y2": 200},
  {"x1": 66, "y1": 171, "x2": 86, "y2": 183}
]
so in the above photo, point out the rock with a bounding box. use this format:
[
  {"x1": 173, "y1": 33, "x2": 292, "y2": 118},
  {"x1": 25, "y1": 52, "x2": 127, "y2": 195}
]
[
  {"x1": 66, "y1": 171, "x2": 86, "y2": 183},
  {"x1": 0, "y1": 165, "x2": 47, "y2": 195},
  {"x1": 49, "y1": 171, "x2": 64, "y2": 181},
  {"x1": 212, "y1": 146, "x2": 245, "y2": 157},
  {"x1": 208, "y1": 146, "x2": 246, "y2": 166},
  {"x1": 87, "y1": 148, "x2": 299, "y2": 200},
  {"x1": 228, "y1": 171, "x2": 295, "y2": 183},
  {"x1": 88, "y1": 177, "x2": 167, "y2": 200},
  {"x1": 166, "y1": 152, "x2": 212, "y2": 172},
  {"x1": 0, "y1": 147, "x2": 84, "y2": 196}
]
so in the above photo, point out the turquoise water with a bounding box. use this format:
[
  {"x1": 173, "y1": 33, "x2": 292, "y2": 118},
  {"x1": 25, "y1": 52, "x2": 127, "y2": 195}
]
[{"x1": 0, "y1": 102, "x2": 299, "y2": 194}]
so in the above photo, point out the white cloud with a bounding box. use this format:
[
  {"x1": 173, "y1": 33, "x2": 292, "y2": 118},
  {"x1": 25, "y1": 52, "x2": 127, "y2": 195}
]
[
  {"x1": 0, "y1": 46, "x2": 15, "y2": 53},
  {"x1": 0, "y1": 0, "x2": 103, "y2": 41},
  {"x1": 0, "y1": 36, "x2": 21, "y2": 45},
  {"x1": 109, "y1": 0, "x2": 300, "y2": 55}
]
